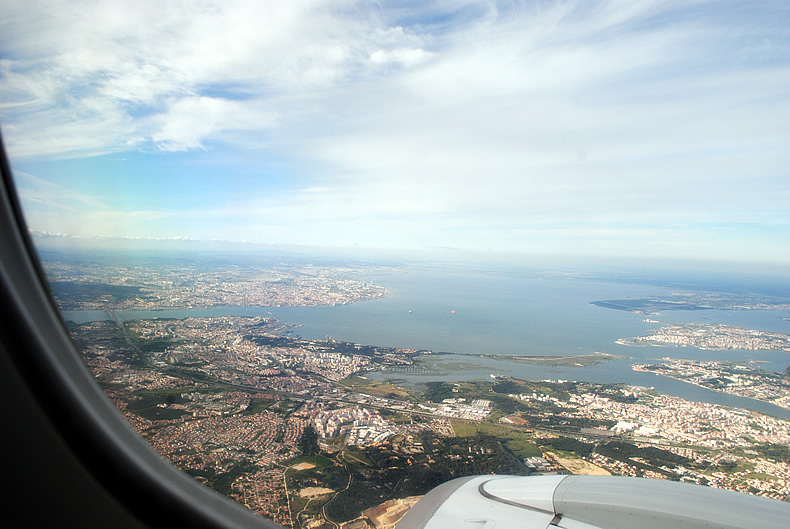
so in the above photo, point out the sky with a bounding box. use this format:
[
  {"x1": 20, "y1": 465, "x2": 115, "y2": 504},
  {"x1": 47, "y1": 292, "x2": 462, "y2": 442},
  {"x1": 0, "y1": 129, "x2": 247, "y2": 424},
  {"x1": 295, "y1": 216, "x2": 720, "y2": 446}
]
[{"x1": 0, "y1": 0, "x2": 788, "y2": 266}]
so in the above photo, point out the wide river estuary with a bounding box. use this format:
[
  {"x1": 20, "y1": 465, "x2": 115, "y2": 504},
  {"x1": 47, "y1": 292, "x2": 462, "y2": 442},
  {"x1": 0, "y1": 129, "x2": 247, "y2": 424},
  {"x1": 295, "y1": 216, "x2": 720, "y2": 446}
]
[{"x1": 63, "y1": 267, "x2": 790, "y2": 419}]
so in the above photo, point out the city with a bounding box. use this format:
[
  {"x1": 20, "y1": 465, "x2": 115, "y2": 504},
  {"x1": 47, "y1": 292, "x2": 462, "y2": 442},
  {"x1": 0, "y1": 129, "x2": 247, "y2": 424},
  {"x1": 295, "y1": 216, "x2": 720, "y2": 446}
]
[
  {"x1": 49, "y1": 256, "x2": 790, "y2": 528},
  {"x1": 624, "y1": 322, "x2": 790, "y2": 352},
  {"x1": 633, "y1": 359, "x2": 790, "y2": 411}
]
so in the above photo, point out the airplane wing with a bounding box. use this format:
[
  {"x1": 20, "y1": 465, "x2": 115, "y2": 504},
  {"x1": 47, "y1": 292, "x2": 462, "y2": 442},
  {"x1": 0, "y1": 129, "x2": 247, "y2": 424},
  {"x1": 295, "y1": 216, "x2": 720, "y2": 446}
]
[{"x1": 396, "y1": 475, "x2": 790, "y2": 529}]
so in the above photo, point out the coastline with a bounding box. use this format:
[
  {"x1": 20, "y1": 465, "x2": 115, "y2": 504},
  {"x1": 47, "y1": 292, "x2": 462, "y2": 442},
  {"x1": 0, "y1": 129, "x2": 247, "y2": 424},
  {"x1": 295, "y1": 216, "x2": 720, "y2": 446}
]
[{"x1": 632, "y1": 364, "x2": 790, "y2": 413}]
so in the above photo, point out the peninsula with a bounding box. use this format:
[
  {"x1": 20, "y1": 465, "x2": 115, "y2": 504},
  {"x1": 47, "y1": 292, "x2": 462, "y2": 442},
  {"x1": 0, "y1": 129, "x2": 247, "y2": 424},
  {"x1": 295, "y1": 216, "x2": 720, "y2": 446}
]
[{"x1": 618, "y1": 322, "x2": 790, "y2": 352}]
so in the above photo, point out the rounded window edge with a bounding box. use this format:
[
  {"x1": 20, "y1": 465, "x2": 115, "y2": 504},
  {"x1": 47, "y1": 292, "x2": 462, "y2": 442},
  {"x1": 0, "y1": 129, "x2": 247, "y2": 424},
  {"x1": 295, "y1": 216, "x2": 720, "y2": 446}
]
[{"x1": 0, "y1": 130, "x2": 283, "y2": 529}]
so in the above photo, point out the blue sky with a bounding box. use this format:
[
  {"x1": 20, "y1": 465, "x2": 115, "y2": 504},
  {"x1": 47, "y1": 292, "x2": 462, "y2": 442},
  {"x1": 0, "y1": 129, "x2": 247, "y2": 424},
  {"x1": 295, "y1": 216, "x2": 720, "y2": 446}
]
[{"x1": 0, "y1": 0, "x2": 788, "y2": 265}]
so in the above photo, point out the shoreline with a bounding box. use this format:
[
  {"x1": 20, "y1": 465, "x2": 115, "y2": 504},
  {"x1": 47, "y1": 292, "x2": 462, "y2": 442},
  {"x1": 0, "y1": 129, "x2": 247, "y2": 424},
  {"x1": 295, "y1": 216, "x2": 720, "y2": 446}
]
[{"x1": 632, "y1": 364, "x2": 790, "y2": 413}]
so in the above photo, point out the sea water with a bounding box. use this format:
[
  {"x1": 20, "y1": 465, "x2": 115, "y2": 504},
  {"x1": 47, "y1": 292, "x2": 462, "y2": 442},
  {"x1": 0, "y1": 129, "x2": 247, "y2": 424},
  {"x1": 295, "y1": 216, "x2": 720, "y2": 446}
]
[{"x1": 60, "y1": 266, "x2": 790, "y2": 418}]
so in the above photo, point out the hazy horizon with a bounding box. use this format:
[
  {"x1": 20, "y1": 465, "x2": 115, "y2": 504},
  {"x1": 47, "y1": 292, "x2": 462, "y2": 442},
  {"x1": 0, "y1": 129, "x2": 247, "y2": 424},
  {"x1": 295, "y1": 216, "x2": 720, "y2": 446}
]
[{"x1": 32, "y1": 235, "x2": 790, "y2": 294}]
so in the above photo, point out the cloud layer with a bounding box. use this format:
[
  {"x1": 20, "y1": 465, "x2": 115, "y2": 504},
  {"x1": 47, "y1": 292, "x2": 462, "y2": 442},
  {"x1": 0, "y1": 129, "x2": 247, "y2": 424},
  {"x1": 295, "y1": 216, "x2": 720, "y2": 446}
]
[{"x1": 1, "y1": 0, "x2": 788, "y2": 263}]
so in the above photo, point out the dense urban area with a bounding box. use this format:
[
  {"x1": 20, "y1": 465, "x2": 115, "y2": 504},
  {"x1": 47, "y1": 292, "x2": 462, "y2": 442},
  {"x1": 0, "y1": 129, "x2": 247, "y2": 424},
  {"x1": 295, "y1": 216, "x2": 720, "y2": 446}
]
[
  {"x1": 46, "y1": 254, "x2": 790, "y2": 529},
  {"x1": 633, "y1": 359, "x2": 790, "y2": 411},
  {"x1": 622, "y1": 322, "x2": 790, "y2": 352},
  {"x1": 42, "y1": 251, "x2": 389, "y2": 310}
]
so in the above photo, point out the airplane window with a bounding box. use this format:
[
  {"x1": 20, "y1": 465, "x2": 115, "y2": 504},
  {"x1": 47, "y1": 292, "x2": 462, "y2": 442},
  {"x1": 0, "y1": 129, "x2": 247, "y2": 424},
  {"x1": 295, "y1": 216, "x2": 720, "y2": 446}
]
[{"x1": 1, "y1": 2, "x2": 789, "y2": 528}]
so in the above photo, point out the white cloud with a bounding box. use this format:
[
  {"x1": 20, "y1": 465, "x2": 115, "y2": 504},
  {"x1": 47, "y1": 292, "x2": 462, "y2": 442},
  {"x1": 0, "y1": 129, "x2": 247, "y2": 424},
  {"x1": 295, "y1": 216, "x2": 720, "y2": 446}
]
[
  {"x1": 1, "y1": 1, "x2": 788, "y2": 262},
  {"x1": 0, "y1": 0, "x2": 428, "y2": 156},
  {"x1": 149, "y1": 96, "x2": 278, "y2": 151}
]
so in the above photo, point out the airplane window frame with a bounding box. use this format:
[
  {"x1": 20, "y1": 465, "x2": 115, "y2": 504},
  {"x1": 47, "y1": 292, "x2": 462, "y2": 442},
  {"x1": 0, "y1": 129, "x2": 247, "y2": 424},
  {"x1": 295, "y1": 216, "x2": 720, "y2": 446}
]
[{"x1": 0, "y1": 130, "x2": 283, "y2": 529}]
